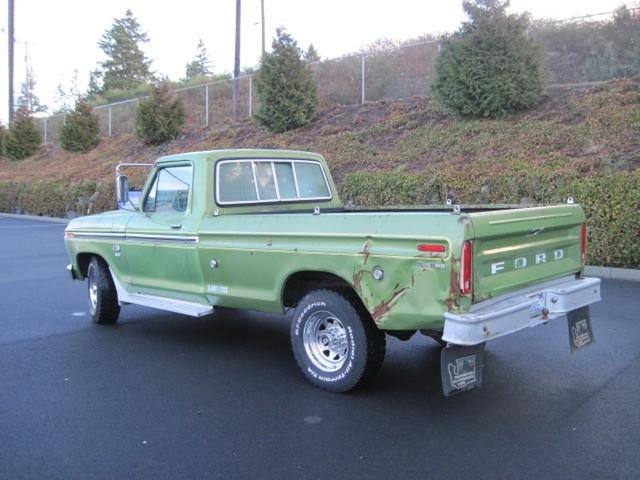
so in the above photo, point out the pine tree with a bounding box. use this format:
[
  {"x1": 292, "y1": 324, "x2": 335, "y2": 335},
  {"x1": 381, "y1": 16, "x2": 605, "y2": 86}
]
[
  {"x1": 255, "y1": 29, "x2": 318, "y2": 133},
  {"x1": 98, "y1": 10, "x2": 153, "y2": 92},
  {"x1": 4, "y1": 107, "x2": 42, "y2": 160},
  {"x1": 136, "y1": 82, "x2": 185, "y2": 145},
  {"x1": 60, "y1": 100, "x2": 101, "y2": 153},
  {"x1": 304, "y1": 43, "x2": 320, "y2": 63},
  {"x1": 16, "y1": 67, "x2": 47, "y2": 115},
  {"x1": 432, "y1": 0, "x2": 544, "y2": 118},
  {"x1": 184, "y1": 39, "x2": 212, "y2": 81},
  {"x1": 86, "y1": 68, "x2": 104, "y2": 100}
]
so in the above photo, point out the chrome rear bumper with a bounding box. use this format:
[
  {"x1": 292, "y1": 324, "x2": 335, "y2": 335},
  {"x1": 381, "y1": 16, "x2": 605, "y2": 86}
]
[{"x1": 442, "y1": 276, "x2": 601, "y2": 346}]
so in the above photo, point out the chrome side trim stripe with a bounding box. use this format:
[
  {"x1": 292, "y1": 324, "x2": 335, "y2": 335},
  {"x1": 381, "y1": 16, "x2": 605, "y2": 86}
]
[
  {"x1": 69, "y1": 231, "x2": 199, "y2": 243},
  {"x1": 127, "y1": 233, "x2": 199, "y2": 243},
  {"x1": 71, "y1": 232, "x2": 125, "y2": 239}
]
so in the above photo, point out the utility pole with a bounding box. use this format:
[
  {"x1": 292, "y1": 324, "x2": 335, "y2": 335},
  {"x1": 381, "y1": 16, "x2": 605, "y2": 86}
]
[
  {"x1": 233, "y1": 0, "x2": 241, "y2": 120},
  {"x1": 8, "y1": 0, "x2": 15, "y2": 124},
  {"x1": 261, "y1": 0, "x2": 265, "y2": 56}
]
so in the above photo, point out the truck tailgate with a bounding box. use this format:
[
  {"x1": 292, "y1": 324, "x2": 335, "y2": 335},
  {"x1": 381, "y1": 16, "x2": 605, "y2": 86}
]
[{"x1": 469, "y1": 205, "x2": 585, "y2": 302}]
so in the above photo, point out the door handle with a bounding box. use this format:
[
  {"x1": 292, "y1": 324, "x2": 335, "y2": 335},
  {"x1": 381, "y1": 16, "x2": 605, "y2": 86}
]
[{"x1": 170, "y1": 224, "x2": 182, "y2": 230}]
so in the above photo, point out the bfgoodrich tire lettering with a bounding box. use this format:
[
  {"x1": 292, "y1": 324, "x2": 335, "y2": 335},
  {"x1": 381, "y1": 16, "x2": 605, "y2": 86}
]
[
  {"x1": 290, "y1": 289, "x2": 385, "y2": 392},
  {"x1": 87, "y1": 257, "x2": 120, "y2": 325}
]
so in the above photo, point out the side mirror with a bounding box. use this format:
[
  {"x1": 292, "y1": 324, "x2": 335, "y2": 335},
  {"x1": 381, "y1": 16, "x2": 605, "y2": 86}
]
[{"x1": 116, "y1": 174, "x2": 129, "y2": 206}]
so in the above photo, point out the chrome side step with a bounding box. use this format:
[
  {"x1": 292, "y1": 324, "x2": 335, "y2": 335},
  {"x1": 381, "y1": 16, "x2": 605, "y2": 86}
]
[{"x1": 110, "y1": 268, "x2": 214, "y2": 318}]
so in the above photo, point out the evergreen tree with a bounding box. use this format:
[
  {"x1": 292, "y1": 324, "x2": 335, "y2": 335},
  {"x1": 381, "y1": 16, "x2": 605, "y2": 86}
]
[
  {"x1": 432, "y1": 0, "x2": 544, "y2": 118},
  {"x1": 184, "y1": 39, "x2": 212, "y2": 81},
  {"x1": 86, "y1": 68, "x2": 104, "y2": 100},
  {"x1": 98, "y1": 10, "x2": 153, "y2": 92},
  {"x1": 60, "y1": 100, "x2": 101, "y2": 153},
  {"x1": 304, "y1": 43, "x2": 320, "y2": 62},
  {"x1": 136, "y1": 82, "x2": 185, "y2": 145},
  {"x1": 4, "y1": 107, "x2": 42, "y2": 160},
  {"x1": 255, "y1": 29, "x2": 318, "y2": 133},
  {"x1": 16, "y1": 67, "x2": 47, "y2": 115}
]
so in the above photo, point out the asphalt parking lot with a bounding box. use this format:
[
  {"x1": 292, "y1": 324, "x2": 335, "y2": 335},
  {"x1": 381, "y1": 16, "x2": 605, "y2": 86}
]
[{"x1": 1, "y1": 215, "x2": 639, "y2": 479}]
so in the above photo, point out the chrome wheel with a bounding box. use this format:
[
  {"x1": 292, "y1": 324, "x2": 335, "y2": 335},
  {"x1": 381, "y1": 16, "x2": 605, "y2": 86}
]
[
  {"x1": 88, "y1": 263, "x2": 98, "y2": 315},
  {"x1": 303, "y1": 311, "x2": 349, "y2": 372}
]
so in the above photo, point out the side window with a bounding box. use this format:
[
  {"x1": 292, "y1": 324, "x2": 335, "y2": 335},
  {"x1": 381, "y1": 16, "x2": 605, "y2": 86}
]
[{"x1": 143, "y1": 165, "x2": 193, "y2": 214}]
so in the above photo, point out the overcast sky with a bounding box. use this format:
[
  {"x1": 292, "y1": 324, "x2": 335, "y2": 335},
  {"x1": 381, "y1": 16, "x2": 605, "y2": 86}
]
[{"x1": 0, "y1": 0, "x2": 634, "y2": 123}]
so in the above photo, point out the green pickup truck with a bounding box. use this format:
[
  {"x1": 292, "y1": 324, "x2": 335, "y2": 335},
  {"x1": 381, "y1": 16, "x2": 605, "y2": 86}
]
[{"x1": 65, "y1": 149, "x2": 601, "y2": 395}]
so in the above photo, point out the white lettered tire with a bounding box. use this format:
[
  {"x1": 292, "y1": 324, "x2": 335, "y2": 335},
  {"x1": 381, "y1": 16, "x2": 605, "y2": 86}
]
[{"x1": 290, "y1": 289, "x2": 385, "y2": 392}]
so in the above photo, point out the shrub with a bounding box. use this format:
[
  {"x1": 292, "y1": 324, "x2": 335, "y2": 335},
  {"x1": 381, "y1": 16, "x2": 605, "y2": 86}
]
[
  {"x1": 135, "y1": 82, "x2": 185, "y2": 145},
  {"x1": 432, "y1": 0, "x2": 545, "y2": 118},
  {"x1": 4, "y1": 108, "x2": 41, "y2": 160},
  {"x1": 0, "y1": 180, "x2": 115, "y2": 217},
  {"x1": 60, "y1": 100, "x2": 101, "y2": 153},
  {"x1": 255, "y1": 29, "x2": 318, "y2": 132}
]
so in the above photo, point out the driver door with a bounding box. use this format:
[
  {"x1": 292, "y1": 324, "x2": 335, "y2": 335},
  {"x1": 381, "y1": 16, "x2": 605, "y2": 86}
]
[{"x1": 123, "y1": 163, "x2": 199, "y2": 296}]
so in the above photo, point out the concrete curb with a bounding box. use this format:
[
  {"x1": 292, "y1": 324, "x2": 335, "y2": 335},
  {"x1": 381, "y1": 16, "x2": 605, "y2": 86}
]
[
  {"x1": 1, "y1": 212, "x2": 639, "y2": 282},
  {"x1": 0, "y1": 212, "x2": 70, "y2": 224},
  {"x1": 584, "y1": 266, "x2": 640, "y2": 282}
]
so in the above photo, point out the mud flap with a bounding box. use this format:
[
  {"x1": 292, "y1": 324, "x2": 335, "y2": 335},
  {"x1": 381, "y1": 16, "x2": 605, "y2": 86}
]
[
  {"x1": 568, "y1": 306, "x2": 595, "y2": 353},
  {"x1": 441, "y1": 343, "x2": 485, "y2": 397}
]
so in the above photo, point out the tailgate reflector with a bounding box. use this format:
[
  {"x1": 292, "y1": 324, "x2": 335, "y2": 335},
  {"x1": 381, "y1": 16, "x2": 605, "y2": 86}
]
[
  {"x1": 461, "y1": 241, "x2": 473, "y2": 295},
  {"x1": 581, "y1": 224, "x2": 587, "y2": 263},
  {"x1": 417, "y1": 243, "x2": 446, "y2": 253}
]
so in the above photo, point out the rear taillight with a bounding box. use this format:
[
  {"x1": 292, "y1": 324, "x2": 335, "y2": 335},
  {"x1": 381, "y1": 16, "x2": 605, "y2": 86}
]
[
  {"x1": 581, "y1": 224, "x2": 587, "y2": 263},
  {"x1": 417, "y1": 243, "x2": 446, "y2": 253},
  {"x1": 460, "y1": 241, "x2": 472, "y2": 295}
]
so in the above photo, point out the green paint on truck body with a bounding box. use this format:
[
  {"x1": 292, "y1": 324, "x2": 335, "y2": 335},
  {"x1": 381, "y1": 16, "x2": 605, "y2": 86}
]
[{"x1": 65, "y1": 149, "x2": 586, "y2": 331}]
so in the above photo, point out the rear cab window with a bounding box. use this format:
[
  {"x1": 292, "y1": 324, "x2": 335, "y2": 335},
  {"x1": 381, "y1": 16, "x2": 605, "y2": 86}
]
[{"x1": 216, "y1": 159, "x2": 331, "y2": 205}]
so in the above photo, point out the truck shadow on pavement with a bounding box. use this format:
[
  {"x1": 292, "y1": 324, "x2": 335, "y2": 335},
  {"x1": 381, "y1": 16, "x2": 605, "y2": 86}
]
[{"x1": 113, "y1": 305, "x2": 508, "y2": 408}]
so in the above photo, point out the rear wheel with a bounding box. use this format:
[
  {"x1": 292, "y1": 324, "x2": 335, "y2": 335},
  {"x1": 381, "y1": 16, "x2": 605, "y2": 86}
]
[
  {"x1": 87, "y1": 257, "x2": 120, "y2": 325},
  {"x1": 290, "y1": 289, "x2": 385, "y2": 392}
]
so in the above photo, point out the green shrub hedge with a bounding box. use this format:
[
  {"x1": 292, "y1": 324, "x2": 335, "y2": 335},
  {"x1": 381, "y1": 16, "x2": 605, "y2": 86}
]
[
  {"x1": 341, "y1": 167, "x2": 640, "y2": 268},
  {"x1": 0, "y1": 180, "x2": 115, "y2": 218}
]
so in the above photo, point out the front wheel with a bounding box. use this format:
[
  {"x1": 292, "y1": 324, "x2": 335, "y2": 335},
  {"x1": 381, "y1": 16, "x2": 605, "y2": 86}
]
[
  {"x1": 87, "y1": 257, "x2": 120, "y2": 325},
  {"x1": 290, "y1": 289, "x2": 385, "y2": 393}
]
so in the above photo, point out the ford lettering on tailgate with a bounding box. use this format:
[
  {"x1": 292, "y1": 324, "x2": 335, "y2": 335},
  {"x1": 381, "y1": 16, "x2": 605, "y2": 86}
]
[{"x1": 490, "y1": 248, "x2": 565, "y2": 275}]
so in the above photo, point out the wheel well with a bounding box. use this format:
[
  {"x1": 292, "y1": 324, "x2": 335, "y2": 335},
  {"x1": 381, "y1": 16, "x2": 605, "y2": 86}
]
[
  {"x1": 76, "y1": 253, "x2": 105, "y2": 277},
  {"x1": 282, "y1": 271, "x2": 368, "y2": 313}
]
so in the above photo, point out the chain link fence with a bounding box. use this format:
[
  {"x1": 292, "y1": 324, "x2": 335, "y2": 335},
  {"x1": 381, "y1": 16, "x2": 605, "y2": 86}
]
[{"x1": 36, "y1": 6, "x2": 640, "y2": 144}]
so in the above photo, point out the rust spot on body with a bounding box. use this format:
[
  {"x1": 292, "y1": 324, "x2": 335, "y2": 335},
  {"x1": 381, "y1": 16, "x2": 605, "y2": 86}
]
[
  {"x1": 360, "y1": 242, "x2": 371, "y2": 265},
  {"x1": 372, "y1": 288, "x2": 408, "y2": 324},
  {"x1": 446, "y1": 256, "x2": 462, "y2": 311},
  {"x1": 353, "y1": 270, "x2": 364, "y2": 290}
]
